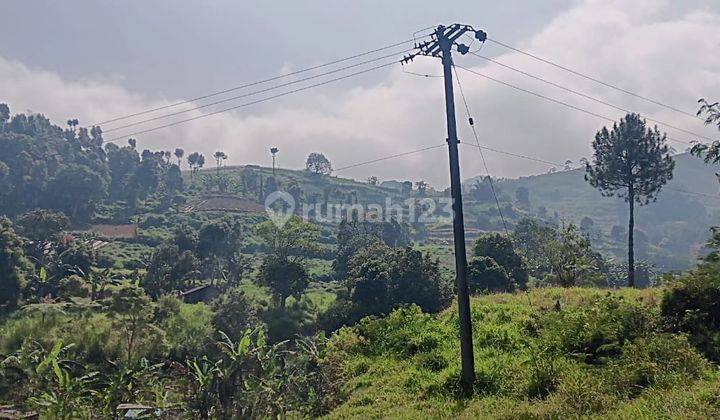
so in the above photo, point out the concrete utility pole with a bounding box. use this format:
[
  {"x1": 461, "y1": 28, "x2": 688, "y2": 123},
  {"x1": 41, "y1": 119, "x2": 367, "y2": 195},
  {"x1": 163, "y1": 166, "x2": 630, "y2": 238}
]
[{"x1": 404, "y1": 24, "x2": 486, "y2": 396}]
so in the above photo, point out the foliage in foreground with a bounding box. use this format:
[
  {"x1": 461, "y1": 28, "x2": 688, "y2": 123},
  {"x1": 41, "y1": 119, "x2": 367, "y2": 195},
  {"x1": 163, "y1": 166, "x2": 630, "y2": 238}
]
[{"x1": 324, "y1": 288, "x2": 717, "y2": 419}]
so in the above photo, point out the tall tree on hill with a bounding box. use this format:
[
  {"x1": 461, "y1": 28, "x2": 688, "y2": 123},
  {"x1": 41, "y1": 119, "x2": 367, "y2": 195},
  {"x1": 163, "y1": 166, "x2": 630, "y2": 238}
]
[
  {"x1": 0, "y1": 104, "x2": 9, "y2": 126},
  {"x1": 187, "y1": 152, "x2": 197, "y2": 177},
  {"x1": 133, "y1": 151, "x2": 163, "y2": 199},
  {"x1": 255, "y1": 216, "x2": 319, "y2": 308},
  {"x1": 187, "y1": 152, "x2": 205, "y2": 178},
  {"x1": 305, "y1": 152, "x2": 332, "y2": 175},
  {"x1": 197, "y1": 154, "x2": 205, "y2": 173},
  {"x1": 105, "y1": 142, "x2": 140, "y2": 199},
  {"x1": 585, "y1": 113, "x2": 674, "y2": 287},
  {"x1": 415, "y1": 180, "x2": 428, "y2": 196},
  {"x1": 0, "y1": 217, "x2": 29, "y2": 311},
  {"x1": 174, "y1": 148, "x2": 184, "y2": 167},
  {"x1": 66, "y1": 118, "x2": 79, "y2": 132},
  {"x1": 46, "y1": 164, "x2": 108, "y2": 219},
  {"x1": 214, "y1": 151, "x2": 227, "y2": 176}
]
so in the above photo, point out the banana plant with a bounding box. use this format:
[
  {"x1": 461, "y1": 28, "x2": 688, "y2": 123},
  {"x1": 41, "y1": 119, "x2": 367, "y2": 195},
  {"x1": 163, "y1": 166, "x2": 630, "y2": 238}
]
[
  {"x1": 186, "y1": 356, "x2": 220, "y2": 418},
  {"x1": 29, "y1": 340, "x2": 98, "y2": 418}
]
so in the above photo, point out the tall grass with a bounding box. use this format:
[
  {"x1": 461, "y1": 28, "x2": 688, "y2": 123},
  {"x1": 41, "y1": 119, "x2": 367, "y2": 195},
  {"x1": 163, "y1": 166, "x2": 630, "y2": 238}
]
[{"x1": 323, "y1": 287, "x2": 716, "y2": 419}]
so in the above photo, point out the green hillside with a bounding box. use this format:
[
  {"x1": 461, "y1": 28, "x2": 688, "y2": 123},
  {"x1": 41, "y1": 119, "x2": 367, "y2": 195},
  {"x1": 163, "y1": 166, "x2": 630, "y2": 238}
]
[
  {"x1": 488, "y1": 153, "x2": 719, "y2": 270},
  {"x1": 3, "y1": 106, "x2": 720, "y2": 418},
  {"x1": 322, "y1": 287, "x2": 720, "y2": 419},
  {"x1": 198, "y1": 151, "x2": 719, "y2": 271}
]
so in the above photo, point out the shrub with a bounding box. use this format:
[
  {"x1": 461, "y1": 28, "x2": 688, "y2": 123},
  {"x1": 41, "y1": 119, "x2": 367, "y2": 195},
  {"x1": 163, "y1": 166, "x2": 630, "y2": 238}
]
[
  {"x1": 524, "y1": 347, "x2": 566, "y2": 399},
  {"x1": 609, "y1": 334, "x2": 708, "y2": 395},
  {"x1": 343, "y1": 244, "x2": 452, "y2": 321},
  {"x1": 154, "y1": 294, "x2": 182, "y2": 323},
  {"x1": 163, "y1": 303, "x2": 214, "y2": 361},
  {"x1": 415, "y1": 350, "x2": 448, "y2": 372},
  {"x1": 468, "y1": 256, "x2": 515, "y2": 293},
  {"x1": 261, "y1": 299, "x2": 315, "y2": 343},
  {"x1": 58, "y1": 275, "x2": 90, "y2": 299},
  {"x1": 316, "y1": 297, "x2": 355, "y2": 332},
  {"x1": 211, "y1": 288, "x2": 259, "y2": 342},
  {"x1": 473, "y1": 233, "x2": 528, "y2": 289},
  {"x1": 355, "y1": 305, "x2": 446, "y2": 358},
  {"x1": 58, "y1": 314, "x2": 123, "y2": 363},
  {"x1": 662, "y1": 270, "x2": 720, "y2": 361},
  {"x1": 140, "y1": 214, "x2": 169, "y2": 228},
  {"x1": 537, "y1": 296, "x2": 654, "y2": 364},
  {"x1": 435, "y1": 360, "x2": 505, "y2": 397},
  {"x1": 551, "y1": 366, "x2": 616, "y2": 414},
  {"x1": 0, "y1": 313, "x2": 66, "y2": 355}
]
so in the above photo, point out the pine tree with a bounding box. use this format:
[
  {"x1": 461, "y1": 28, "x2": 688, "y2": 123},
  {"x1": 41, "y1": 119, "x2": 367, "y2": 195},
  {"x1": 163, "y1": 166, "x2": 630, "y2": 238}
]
[{"x1": 585, "y1": 113, "x2": 674, "y2": 287}]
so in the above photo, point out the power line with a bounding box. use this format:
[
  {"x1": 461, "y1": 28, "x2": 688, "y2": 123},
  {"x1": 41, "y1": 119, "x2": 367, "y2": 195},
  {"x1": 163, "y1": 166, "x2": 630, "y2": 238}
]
[
  {"x1": 331, "y1": 140, "x2": 720, "y2": 202},
  {"x1": 453, "y1": 65, "x2": 508, "y2": 234},
  {"x1": 454, "y1": 65, "x2": 693, "y2": 146},
  {"x1": 486, "y1": 38, "x2": 701, "y2": 121},
  {"x1": 401, "y1": 65, "x2": 443, "y2": 78},
  {"x1": 95, "y1": 35, "x2": 431, "y2": 126},
  {"x1": 469, "y1": 52, "x2": 715, "y2": 142},
  {"x1": 664, "y1": 186, "x2": 720, "y2": 200},
  {"x1": 107, "y1": 61, "x2": 397, "y2": 142},
  {"x1": 334, "y1": 143, "x2": 446, "y2": 172},
  {"x1": 462, "y1": 142, "x2": 563, "y2": 167},
  {"x1": 461, "y1": 143, "x2": 720, "y2": 201},
  {"x1": 104, "y1": 48, "x2": 412, "y2": 133},
  {"x1": 328, "y1": 138, "x2": 720, "y2": 205}
]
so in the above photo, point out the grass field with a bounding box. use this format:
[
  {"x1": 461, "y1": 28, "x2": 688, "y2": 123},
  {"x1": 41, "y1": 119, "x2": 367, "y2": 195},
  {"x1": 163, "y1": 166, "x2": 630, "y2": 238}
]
[{"x1": 323, "y1": 287, "x2": 719, "y2": 419}]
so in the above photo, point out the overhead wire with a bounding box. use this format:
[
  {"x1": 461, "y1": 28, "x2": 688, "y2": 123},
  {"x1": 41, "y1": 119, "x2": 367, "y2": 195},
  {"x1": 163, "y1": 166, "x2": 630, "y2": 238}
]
[
  {"x1": 333, "y1": 143, "x2": 446, "y2": 172},
  {"x1": 92, "y1": 27, "x2": 719, "y2": 205},
  {"x1": 453, "y1": 64, "x2": 509, "y2": 234},
  {"x1": 107, "y1": 61, "x2": 398, "y2": 142},
  {"x1": 461, "y1": 142, "x2": 564, "y2": 167},
  {"x1": 468, "y1": 52, "x2": 715, "y2": 142},
  {"x1": 104, "y1": 48, "x2": 413, "y2": 133},
  {"x1": 454, "y1": 65, "x2": 693, "y2": 146},
  {"x1": 401, "y1": 65, "x2": 443, "y2": 78},
  {"x1": 333, "y1": 140, "x2": 720, "y2": 203},
  {"x1": 464, "y1": 141, "x2": 720, "y2": 201},
  {"x1": 486, "y1": 37, "x2": 702, "y2": 121},
  {"x1": 95, "y1": 33, "x2": 433, "y2": 126}
]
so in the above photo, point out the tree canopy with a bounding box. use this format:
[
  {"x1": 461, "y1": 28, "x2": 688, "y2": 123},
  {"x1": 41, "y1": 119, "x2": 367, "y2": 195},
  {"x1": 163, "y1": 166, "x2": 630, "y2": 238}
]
[
  {"x1": 0, "y1": 217, "x2": 29, "y2": 311},
  {"x1": 585, "y1": 113, "x2": 674, "y2": 286},
  {"x1": 305, "y1": 152, "x2": 332, "y2": 175}
]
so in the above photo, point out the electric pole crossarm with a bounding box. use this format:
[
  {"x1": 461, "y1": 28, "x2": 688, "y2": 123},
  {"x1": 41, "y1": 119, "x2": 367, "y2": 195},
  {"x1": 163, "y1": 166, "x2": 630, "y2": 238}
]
[{"x1": 403, "y1": 24, "x2": 486, "y2": 61}]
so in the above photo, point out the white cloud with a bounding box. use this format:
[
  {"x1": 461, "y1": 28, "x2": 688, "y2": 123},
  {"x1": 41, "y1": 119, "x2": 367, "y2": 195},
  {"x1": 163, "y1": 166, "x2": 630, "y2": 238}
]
[{"x1": 2, "y1": 0, "x2": 719, "y2": 188}]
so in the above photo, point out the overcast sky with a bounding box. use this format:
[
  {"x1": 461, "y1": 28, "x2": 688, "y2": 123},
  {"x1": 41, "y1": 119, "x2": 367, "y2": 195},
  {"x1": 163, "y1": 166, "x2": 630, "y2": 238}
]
[{"x1": 2, "y1": 0, "x2": 719, "y2": 187}]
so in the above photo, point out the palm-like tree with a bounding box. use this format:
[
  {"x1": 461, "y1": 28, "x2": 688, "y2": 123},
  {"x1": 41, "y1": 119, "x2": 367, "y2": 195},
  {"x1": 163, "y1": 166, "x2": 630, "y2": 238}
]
[
  {"x1": 214, "y1": 151, "x2": 227, "y2": 176},
  {"x1": 174, "y1": 148, "x2": 185, "y2": 167},
  {"x1": 187, "y1": 152, "x2": 201, "y2": 178}
]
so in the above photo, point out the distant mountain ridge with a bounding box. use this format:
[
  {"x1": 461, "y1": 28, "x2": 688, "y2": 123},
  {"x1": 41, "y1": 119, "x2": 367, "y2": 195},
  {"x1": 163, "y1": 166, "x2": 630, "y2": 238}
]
[{"x1": 470, "y1": 152, "x2": 720, "y2": 270}]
